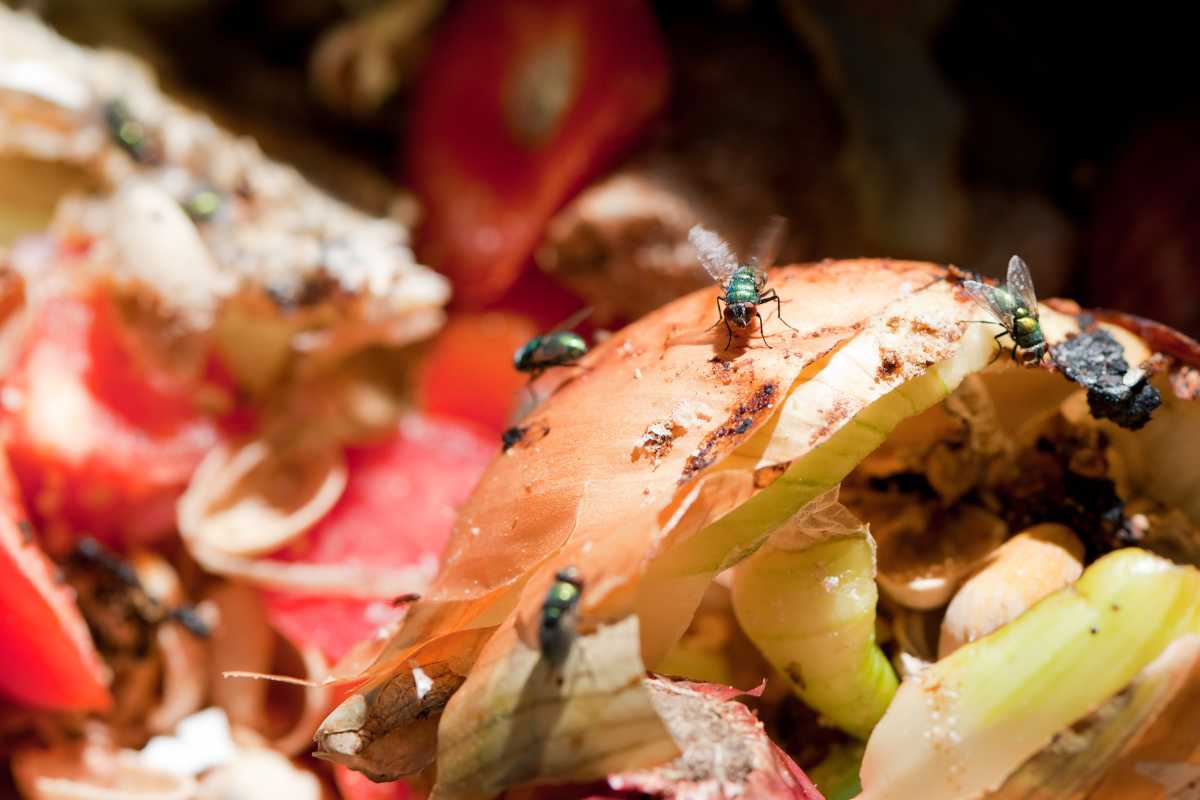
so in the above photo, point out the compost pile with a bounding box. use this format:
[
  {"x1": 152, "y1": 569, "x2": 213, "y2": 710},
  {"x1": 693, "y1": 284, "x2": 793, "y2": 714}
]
[{"x1": 1, "y1": 3, "x2": 1199, "y2": 800}]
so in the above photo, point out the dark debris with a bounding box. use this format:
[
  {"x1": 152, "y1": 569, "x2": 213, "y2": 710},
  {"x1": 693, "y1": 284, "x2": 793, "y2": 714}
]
[
  {"x1": 680, "y1": 382, "x2": 778, "y2": 483},
  {"x1": 501, "y1": 426, "x2": 526, "y2": 452},
  {"x1": 501, "y1": 421, "x2": 550, "y2": 452},
  {"x1": 1050, "y1": 329, "x2": 1161, "y2": 430}
]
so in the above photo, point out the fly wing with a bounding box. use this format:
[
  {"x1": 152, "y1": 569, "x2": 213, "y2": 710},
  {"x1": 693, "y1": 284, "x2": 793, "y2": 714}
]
[
  {"x1": 1006, "y1": 255, "x2": 1039, "y2": 316},
  {"x1": 688, "y1": 224, "x2": 739, "y2": 283},
  {"x1": 748, "y1": 214, "x2": 787, "y2": 273},
  {"x1": 549, "y1": 306, "x2": 594, "y2": 334},
  {"x1": 962, "y1": 279, "x2": 1015, "y2": 326}
]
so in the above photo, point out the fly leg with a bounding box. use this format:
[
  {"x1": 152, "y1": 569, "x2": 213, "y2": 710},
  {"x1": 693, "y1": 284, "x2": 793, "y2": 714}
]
[
  {"x1": 709, "y1": 296, "x2": 737, "y2": 350},
  {"x1": 707, "y1": 296, "x2": 726, "y2": 331},
  {"x1": 760, "y1": 290, "x2": 798, "y2": 332},
  {"x1": 964, "y1": 319, "x2": 1007, "y2": 365},
  {"x1": 755, "y1": 310, "x2": 771, "y2": 348}
]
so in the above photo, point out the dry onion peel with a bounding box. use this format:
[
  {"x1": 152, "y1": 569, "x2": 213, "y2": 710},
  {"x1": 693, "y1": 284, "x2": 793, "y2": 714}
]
[
  {"x1": 377, "y1": 261, "x2": 949, "y2": 671},
  {"x1": 431, "y1": 616, "x2": 677, "y2": 800},
  {"x1": 858, "y1": 548, "x2": 1200, "y2": 800},
  {"x1": 314, "y1": 627, "x2": 495, "y2": 779},
  {"x1": 322, "y1": 260, "x2": 1193, "y2": 795},
  {"x1": 636, "y1": 306, "x2": 996, "y2": 669},
  {"x1": 178, "y1": 439, "x2": 348, "y2": 559}
]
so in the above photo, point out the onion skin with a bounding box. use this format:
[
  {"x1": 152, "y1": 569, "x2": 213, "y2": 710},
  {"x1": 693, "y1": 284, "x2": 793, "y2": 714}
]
[
  {"x1": 327, "y1": 258, "x2": 1199, "y2": 798},
  {"x1": 381, "y1": 260, "x2": 953, "y2": 676}
]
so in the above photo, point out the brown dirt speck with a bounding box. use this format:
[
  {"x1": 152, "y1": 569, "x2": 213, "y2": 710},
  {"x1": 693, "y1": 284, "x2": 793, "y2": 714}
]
[
  {"x1": 877, "y1": 349, "x2": 902, "y2": 381},
  {"x1": 501, "y1": 421, "x2": 551, "y2": 452},
  {"x1": 680, "y1": 383, "x2": 778, "y2": 483},
  {"x1": 784, "y1": 662, "x2": 806, "y2": 691},
  {"x1": 753, "y1": 461, "x2": 790, "y2": 489}
]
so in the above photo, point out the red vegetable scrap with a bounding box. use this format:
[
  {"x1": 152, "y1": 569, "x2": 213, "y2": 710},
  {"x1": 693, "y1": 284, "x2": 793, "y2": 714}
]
[
  {"x1": 263, "y1": 414, "x2": 495, "y2": 663},
  {"x1": 406, "y1": 0, "x2": 669, "y2": 307},
  {"x1": 0, "y1": 450, "x2": 110, "y2": 711},
  {"x1": 416, "y1": 313, "x2": 539, "y2": 435},
  {"x1": 335, "y1": 764, "x2": 419, "y2": 800},
  {"x1": 2, "y1": 292, "x2": 221, "y2": 550}
]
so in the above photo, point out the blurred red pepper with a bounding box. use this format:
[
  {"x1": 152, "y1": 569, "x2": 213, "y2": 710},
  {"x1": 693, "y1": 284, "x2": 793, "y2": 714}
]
[
  {"x1": 406, "y1": 0, "x2": 669, "y2": 307},
  {"x1": 263, "y1": 414, "x2": 494, "y2": 663},
  {"x1": 335, "y1": 765, "x2": 418, "y2": 800},
  {"x1": 2, "y1": 291, "x2": 221, "y2": 551},
  {"x1": 0, "y1": 451, "x2": 110, "y2": 711},
  {"x1": 416, "y1": 312, "x2": 539, "y2": 435}
]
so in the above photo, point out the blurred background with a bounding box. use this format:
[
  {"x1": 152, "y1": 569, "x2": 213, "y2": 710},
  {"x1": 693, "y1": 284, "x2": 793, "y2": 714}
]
[{"x1": 7, "y1": 0, "x2": 1199, "y2": 337}]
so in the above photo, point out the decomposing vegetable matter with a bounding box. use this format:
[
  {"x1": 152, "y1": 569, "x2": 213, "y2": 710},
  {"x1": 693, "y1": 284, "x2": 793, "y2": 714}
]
[{"x1": 315, "y1": 256, "x2": 1200, "y2": 799}]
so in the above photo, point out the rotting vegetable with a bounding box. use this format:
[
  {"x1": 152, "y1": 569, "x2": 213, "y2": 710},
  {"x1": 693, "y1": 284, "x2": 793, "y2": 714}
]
[{"x1": 316, "y1": 256, "x2": 1200, "y2": 799}]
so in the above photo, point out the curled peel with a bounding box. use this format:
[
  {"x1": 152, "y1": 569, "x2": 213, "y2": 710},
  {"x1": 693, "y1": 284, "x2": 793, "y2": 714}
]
[
  {"x1": 859, "y1": 549, "x2": 1200, "y2": 800},
  {"x1": 321, "y1": 259, "x2": 1191, "y2": 796}
]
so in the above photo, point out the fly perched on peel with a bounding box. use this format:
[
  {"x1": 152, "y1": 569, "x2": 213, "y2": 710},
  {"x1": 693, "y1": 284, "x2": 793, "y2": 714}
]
[
  {"x1": 962, "y1": 255, "x2": 1047, "y2": 365},
  {"x1": 690, "y1": 216, "x2": 797, "y2": 350},
  {"x1": 539, "y1": 565, "x2": 583, "y2": 666},
  {"x1": 512, "y1": 307, "x2": 592, "y2": 380}
]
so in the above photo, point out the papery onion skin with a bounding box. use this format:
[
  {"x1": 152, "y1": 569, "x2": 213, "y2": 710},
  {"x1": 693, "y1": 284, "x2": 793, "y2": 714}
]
[
  {"x1": 326, "y1": 258, "x2": 1194, "y2": 800},
  {"x1": 380, "y1": 261, "x2": 954, "y2": 677}
]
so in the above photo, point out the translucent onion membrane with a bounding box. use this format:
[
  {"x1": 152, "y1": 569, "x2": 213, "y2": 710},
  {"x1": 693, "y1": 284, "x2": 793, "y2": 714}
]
[
  {"x1": 204, "y1": 582, "x2": 333, "y2": 756},
  {"x1": 178, "y1": 439, "x2": 434, "y2": 599},
  {"x1": 319, "y1": 260, "x2": 1200, "y2": 799}
]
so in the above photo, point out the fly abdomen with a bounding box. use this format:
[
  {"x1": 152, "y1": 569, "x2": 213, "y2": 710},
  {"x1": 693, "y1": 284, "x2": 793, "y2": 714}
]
[
  {"x1": 726, "y1": 270, "x2": 759, "y2": 307},
  {"x1": 539, "y1": 566, "x2": 583, "y2": 665}
]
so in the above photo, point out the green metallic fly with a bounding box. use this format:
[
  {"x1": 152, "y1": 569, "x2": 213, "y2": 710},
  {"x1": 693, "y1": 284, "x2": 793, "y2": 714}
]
[
  {"x1": 102, "y1": 99, "x2": 156, "y2": 164},
  {"x1": 690, "y1": 216, "x2": 797, "y2": 349},
  {"x1": 539, "y1": 566, "x2": 582, "y2": 665},
  {"x1": 962, "y1": 255, "x2": 1046, "y2": 365},
  {"x1": 513, "y1": 308, "x2": 591, "y2": 379}
]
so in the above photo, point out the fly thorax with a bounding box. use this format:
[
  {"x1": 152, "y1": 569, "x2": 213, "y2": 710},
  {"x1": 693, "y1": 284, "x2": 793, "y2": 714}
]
[
  {"x1": 1014, "y1": 316, "x2": 1044, "y2": 347},
  {"x1": 538, "y1": 332, "x2": 584, "y2": 364},
  {"x1": 726, "y1": 272, "x2": 759, "y2": 306}
]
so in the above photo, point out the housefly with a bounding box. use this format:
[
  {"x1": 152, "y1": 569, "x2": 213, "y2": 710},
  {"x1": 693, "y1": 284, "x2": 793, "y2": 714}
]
[
  {"x1": 513, "y1": 308, "x2": 591, "y2": 379},
  {"x1": 962, "y1": 255, "x2": 1046, "y2": 364},
  {"x1": 690, "y1": 216, "x2": 796, "y2": 349},
  {"x1": 539, "y1": 565, "x2": 582, "y2": 666}
]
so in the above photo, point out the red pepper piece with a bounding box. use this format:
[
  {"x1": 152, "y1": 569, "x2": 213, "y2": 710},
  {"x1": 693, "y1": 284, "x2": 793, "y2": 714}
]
[
  {"x1": 0, "y1": 452, "x2": 110, "y2": 710},
  {"x1": 406, "y1": 0, "x2": 669, "y2": 307},
  {"x1": 263, "y1": 415, "x2": 494, "y2": 663}
]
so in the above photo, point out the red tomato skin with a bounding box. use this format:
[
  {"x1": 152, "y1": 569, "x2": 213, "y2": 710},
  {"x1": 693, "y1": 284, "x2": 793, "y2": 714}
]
[
  {"x1": 0, "y1": 452, "x2": 110, "y2": 710},
  {"x1": 263, "y1": 415, "x2": 495, "y2": 663},
  {"x1": 2, "y1": 293, "x2": 219, "y2": 549},
  {"x1": 407, "y1": 0, "x2": 669, "y2": 307}
]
